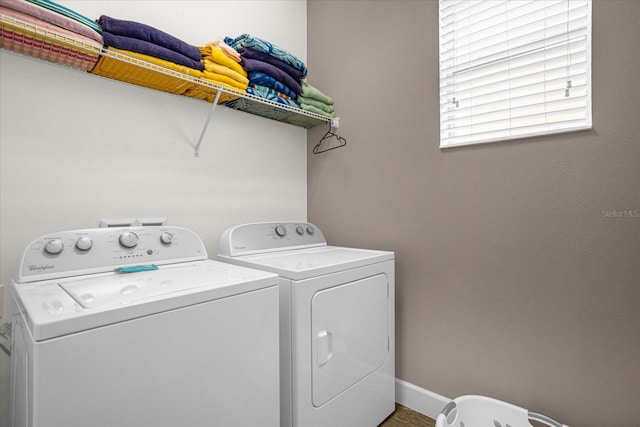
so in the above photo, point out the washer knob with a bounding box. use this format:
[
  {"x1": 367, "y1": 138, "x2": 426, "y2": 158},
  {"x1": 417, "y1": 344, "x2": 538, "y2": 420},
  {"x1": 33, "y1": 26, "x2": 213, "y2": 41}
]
[
  {"x1": 44, "y1": 239, "x2": 64, "y2": 255},
  {"x1": 119, "y1": 231, "x2": 139, "y2": 248},
  {"x1": 160, "y1": 232, "x2": 174, "y2": 245},
  {"x1": 275, "y1": 224, "x2": 287, "y2": 237},
  {"x1": 306, "y1": 226, "x2": 315, "y2": 235},
  {"x1": 75, "y1": 237, "x2": 93, "y2": 251},
  {"x1": 296, "y1": 226, "x2": 304, "y2": 235}
]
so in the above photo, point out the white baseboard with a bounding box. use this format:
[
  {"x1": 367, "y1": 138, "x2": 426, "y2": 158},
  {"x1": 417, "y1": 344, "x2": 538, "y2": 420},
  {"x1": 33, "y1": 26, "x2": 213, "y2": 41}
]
[{"x1": 395, "y1": 378, "x2": 451, "y2": 420}]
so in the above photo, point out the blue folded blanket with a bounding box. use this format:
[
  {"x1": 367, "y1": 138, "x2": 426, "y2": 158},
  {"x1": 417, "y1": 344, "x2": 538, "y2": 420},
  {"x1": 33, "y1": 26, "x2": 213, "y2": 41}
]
[
  {"x1": 248, "y1": 71, "x2": 297, "y2": 99},
  {"x1": 225, "y1": 34, "x2": 307, "y2": 78},
  {"x1": 99, "y1": 15, "x2": 202, "y2": 62},
  {"x1": 241, "y1": 57, "x2": 301, "y2": 95},
  {"x1": 239, "y1": 47, "x2": 304, "y2": 81},
  {"x1": 102, "y1": 32, "x2": 204, "y2": 71}
]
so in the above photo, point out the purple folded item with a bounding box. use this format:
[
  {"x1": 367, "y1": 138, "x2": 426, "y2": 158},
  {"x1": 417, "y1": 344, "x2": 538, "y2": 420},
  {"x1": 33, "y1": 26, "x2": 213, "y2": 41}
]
[
  {"x1": 102, "y1": 31, "x2": 204, "y2": 71},
  {"x1": 99, "y1": 15, "x2": 201, "y2": 62},
  {"x1": 241, "y1": 57, "x2": 301, "y2": 95},
  {"x1": 239, "y1": 47, "x2": 304, "y2": 81}
]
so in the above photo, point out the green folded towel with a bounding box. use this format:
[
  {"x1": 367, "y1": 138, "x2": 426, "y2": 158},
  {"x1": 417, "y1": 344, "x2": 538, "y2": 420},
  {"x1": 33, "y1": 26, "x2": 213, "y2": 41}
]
[
  {"x1": 298, "y1": 96, "x2": 335, "y2": 114},
  {"x1": 301, "y1": 81, "x2": 333, "y2": 105},
  {"x1": 300, "y1": 102, "x2": 336, "y2": 118}
]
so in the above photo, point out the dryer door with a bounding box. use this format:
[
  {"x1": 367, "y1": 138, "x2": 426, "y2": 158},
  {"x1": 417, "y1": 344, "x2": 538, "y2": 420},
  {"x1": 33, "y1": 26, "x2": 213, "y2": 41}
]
[{"x1": 311, "y1": 274, "x2": 389, "y2": 407}]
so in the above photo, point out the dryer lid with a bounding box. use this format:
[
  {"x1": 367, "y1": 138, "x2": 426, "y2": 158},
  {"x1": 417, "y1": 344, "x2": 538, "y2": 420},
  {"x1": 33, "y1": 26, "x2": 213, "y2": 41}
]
[{"x1": 224, "y1": 246, "x2": 394, "y2": 280}]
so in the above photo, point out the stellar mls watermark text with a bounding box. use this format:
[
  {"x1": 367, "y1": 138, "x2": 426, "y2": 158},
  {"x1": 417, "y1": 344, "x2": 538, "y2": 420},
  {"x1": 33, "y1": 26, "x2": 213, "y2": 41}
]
[{"x1": 602, "y1": 209, "x2": 639, "y2": 218}]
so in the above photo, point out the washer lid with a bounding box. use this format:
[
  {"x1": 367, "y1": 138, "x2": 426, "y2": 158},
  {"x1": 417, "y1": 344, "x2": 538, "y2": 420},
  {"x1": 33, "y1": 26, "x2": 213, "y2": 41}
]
[
  {"x1": 220, "y1": 246, "x2": 394, "y2": 280},
  {"x1": 12, "y1": 260, "x2": 278, "y2": 341}
]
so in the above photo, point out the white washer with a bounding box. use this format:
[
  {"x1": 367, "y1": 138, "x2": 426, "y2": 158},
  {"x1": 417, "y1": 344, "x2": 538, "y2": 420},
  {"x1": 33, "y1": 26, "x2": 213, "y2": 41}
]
[
  {"x1": 10, "y1": 226, "x2": 280, "y2": 427},
  {"x1": 218, "y1": 222, "x2": 395, "y2": 427}
]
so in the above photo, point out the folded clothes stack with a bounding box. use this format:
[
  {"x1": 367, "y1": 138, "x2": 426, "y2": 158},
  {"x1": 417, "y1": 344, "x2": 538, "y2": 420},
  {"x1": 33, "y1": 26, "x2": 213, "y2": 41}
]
[
  {"x1": 299, "y1": 81, "x2": 335, "y2": 118},
  {"x1": 92, "y1": 15, "x2": 238, "y2": 101},
  {"x1": 0, "y1": 0, "x2": 103, "y2": 70},
  {"x1": 198, "y1": 40, "x2": 248, "y2": 92},
  {"x1": 225, "y1": 33, "x2": 307, "y2": 108}
]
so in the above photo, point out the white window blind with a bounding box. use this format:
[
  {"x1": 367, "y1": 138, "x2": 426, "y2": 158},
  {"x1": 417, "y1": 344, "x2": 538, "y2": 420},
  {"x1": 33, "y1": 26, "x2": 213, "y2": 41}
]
[{"x1": 439, "y1": 0, "x2": 592, "y2": 148}]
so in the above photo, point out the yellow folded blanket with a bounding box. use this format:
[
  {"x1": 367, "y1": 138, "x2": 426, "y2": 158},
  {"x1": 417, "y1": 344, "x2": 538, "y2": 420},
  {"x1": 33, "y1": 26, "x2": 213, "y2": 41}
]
[
  {"x1": 93, "y1": 48, "x2": 237, "y2": 104},
  {"x1": 203, "y1": 40, "x2": 241, "y2": 62},
  {"x1": 199, "y1": 45, "x2": 246, "y2": 77},
  {"x1": 204, "y1": 60, "x2": 249, "y2": 85},
  {"x1": 202, "y1": 71, "x2": 248, "y2": 91},
  {"x1": 111, "y1": 48, "x2": 202, "y2": 77},
  {"x1": 92, "y1": 48, "x2": 201, "y2": 95},
  {"x1": 183, "y1": 86, "x2": 239, "y2": 104}
]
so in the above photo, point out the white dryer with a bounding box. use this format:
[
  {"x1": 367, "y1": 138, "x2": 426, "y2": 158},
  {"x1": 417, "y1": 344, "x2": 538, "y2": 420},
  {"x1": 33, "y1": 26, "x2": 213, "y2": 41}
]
[
  {"x1": 218, "y1": 222, "x2": 395, "y2": 427},
  {"x1": 10, "y1": 226, "x2": 280, "y2": 427}
]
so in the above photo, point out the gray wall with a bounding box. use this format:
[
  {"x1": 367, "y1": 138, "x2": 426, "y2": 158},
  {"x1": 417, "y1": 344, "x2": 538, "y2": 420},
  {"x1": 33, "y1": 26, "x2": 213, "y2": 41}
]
[{"x1": 307, "y1": 1, "x2": 639, "y2": 426}]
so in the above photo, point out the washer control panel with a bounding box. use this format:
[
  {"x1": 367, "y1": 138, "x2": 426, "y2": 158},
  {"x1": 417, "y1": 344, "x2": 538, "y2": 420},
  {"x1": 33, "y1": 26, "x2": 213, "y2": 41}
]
[
  {"x1": 17, "y1": 226, "x2": 207, "y2": 282},
  {"x1": 218, "y1": 222, "x2": 326, "y2": 257}
]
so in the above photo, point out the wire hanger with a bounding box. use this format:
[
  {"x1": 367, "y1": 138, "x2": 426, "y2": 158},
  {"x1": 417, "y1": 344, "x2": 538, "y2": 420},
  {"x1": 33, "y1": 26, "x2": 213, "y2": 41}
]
[{"x1": 313, "y1": 118, "x2": 347, "y2": 154}]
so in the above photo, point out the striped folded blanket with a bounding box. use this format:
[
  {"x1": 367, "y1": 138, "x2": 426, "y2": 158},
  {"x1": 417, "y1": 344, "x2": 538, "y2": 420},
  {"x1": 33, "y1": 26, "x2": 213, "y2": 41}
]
[
  {"x1": 24, "y1": 0, "x2": 101, "y2": 33},
  {"x1": 1, "y1": 0, "x2": 102, "y2": 43}
]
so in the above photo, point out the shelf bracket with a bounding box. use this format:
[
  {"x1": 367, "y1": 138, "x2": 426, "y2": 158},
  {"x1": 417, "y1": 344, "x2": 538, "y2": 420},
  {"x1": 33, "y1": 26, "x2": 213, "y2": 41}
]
[{"x1": 194, "y1": 89, "x2": 223, "y2": 157}]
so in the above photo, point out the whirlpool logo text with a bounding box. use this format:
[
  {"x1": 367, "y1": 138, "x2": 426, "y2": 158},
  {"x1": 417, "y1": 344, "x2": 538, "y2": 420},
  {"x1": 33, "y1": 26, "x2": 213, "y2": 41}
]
[{"x1": 28, "y1": 264, "x2": 55, "y2": 271}]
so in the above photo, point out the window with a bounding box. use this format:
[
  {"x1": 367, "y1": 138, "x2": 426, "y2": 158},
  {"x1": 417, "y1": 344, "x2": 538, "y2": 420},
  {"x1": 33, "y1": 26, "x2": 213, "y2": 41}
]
[{"x1": 439, "y1": 0, "x2": 592, "y2": 148}]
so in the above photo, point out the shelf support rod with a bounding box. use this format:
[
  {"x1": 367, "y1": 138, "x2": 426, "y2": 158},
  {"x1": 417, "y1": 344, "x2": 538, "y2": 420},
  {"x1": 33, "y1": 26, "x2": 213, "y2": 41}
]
[{"x1": 194, "y1": 90, "x2": 223, "y2": 157}]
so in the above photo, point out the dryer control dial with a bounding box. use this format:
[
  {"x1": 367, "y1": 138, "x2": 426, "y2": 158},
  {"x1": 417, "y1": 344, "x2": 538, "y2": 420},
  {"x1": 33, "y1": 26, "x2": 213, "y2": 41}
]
[
  {"x1": 44, "y1": 239, "x2": 64, "y2": 255},
  {"x1": 75, "y1": 237, "x2": 93, "y2": 251},
  {"x1": 119, "y1": 231, "x2": 139, "y2": 248},
  {"x1": 275, "y1": 224, "x2": 287, "y2": 237}
]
